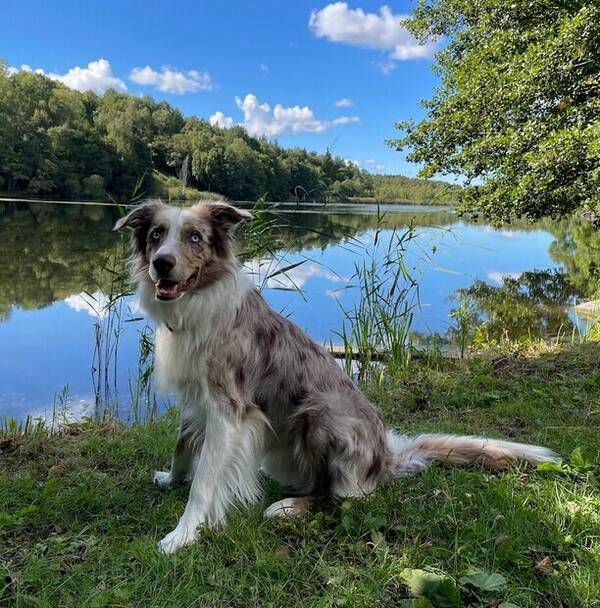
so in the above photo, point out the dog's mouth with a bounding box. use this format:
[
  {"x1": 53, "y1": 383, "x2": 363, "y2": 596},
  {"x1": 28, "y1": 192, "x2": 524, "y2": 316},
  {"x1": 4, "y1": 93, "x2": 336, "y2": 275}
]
[{"x1": 155, "y1": 272, "x2": 198, "y2": 301}]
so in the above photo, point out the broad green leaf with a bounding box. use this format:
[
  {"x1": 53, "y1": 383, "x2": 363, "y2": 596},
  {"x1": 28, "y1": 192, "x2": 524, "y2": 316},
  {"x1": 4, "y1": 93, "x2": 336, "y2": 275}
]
[
  {"x1": 400, "y1": 569, "x2": 463, "y2": 607},
  {"x1": 570, "y1": 447, "x2": 594, "y2": 472},
  {"x1": 571, "y1": 447, "x2": 586, "y2": 469},
  {"x1": 537, "y1": 461, "x2": 566, "y2": 474},
  {"x1": 401, "y1": 569, "x2": 447, "y2": 596},
  {"x1": 459, "y1": 571, "x2": 507, "y2": 593}
]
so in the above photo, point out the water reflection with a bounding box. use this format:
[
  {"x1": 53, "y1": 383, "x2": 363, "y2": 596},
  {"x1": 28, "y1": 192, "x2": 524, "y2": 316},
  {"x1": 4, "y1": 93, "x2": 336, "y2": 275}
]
[
  {"x1": 456, "y1": 269, "x2": 581, "y2": 341},
  {"x1": 0, "y1": 200, "x2": 598, "y2": 419},
  {"x1": 546, "y1": 217, "x2": 600, "y2": 298},
  {"x1": 0, "y1": 201, "x2": 457, "y2": 318},
  {"x1": 0, "y1": 202, "x2": 121, "y2": 320}
]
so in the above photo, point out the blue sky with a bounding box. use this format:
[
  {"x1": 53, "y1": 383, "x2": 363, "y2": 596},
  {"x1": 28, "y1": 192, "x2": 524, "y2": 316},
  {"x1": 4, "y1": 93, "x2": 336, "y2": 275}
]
[{"x1": 3, "y1": 1, "x2": 439, "y2": 176}]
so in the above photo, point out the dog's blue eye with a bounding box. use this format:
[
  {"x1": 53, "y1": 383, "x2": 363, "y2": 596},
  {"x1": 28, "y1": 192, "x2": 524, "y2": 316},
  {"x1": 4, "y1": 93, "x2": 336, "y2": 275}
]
[
  {"x1": 151, "y1": 230, "x2": 161, "y2": 240},
  {"x1": 190, "y1": 233, "x2": 201, "y2": 243}
]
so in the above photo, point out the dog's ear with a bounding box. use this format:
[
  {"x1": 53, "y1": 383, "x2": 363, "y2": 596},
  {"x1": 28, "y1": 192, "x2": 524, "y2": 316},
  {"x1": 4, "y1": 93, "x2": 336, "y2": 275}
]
[
  {"x1": 203, "y1": 203, "x2": 252, "y2": 232},
  {"x1": 113, "y1": 200, "x2": 165, "y2": 232}
]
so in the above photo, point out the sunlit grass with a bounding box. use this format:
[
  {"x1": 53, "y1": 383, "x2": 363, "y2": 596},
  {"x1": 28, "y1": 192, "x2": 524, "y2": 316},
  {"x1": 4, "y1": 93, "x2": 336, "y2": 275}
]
[
  {"x1": 3, "y1": 200, "x2": 599, "y2": 605},
  {"x1": 1, "y1": 345, "x2": 599, "y2": 606}
]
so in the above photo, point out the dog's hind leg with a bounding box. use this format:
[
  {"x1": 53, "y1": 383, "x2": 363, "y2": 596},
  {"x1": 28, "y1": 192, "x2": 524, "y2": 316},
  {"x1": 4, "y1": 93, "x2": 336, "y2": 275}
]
[
  {"x1": 263, "y1": 496, "x2": 313, "y2": 519},
  {"x1": 264, "y1": 389, "x2": 386, "y2": 518},
  {"x1": 158, "y1": 404, "x2": 266, "y2": 554}
]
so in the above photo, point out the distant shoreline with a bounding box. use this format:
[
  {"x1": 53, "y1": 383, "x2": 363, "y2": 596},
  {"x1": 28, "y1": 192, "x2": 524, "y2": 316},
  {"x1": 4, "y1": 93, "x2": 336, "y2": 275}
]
[
  {"x1": 0, "y1": 194, "x2": 456, "y2": 208},
  {"x1": 345, "y1": 195, "x2": 456, "y2": 206}
]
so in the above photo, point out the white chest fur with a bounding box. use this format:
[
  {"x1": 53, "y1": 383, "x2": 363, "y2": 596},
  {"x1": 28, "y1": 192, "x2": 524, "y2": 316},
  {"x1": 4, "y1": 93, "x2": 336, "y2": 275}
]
[
  {"x1": 154, "y1": 326, "x2": 210, "y2": 393},
  {"x1": 138, "y1": 271, "x2": 250, "y2": 395}
]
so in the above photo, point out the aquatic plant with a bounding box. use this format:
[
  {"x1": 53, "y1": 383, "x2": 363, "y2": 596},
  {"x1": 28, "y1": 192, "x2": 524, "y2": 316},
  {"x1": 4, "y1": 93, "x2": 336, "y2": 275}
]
[{"x1": 336, "y1": 209, "x2": 421, "y2": 382}]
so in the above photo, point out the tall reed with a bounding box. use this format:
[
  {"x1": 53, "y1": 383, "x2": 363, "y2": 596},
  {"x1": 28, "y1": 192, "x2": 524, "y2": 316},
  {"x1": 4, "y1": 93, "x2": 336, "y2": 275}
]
[
  {"x1": 90, "y1": 248, "x2": 131, "y2": 419},
  {"x1": 128, "y1": 323, "x2": 158, "y2": 424},
  {"x1": 336, "y1": 211, "x2": 420, "y2": 383}
]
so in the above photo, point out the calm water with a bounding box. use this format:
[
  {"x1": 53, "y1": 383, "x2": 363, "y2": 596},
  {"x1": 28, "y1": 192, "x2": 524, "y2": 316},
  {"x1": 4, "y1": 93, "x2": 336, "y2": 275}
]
[{"x1": 1, "y1": 200, "x2": 597, "y2": 421}]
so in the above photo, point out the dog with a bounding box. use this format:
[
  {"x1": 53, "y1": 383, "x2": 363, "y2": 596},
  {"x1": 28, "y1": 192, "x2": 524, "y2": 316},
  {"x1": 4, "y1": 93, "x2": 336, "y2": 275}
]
[{"x1": 115, "y1": 200, "x2": 558, "y2": 554}]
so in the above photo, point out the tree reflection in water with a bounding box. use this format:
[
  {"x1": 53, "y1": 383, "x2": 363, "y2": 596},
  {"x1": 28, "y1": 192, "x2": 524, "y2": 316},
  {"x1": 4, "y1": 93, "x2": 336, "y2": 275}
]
[
  {"x1": 454, "y1": 269, "x2": 582, "y2": 342},
  {"x1": 1, "y1": 200, "x2": 599, "y2": 343}
]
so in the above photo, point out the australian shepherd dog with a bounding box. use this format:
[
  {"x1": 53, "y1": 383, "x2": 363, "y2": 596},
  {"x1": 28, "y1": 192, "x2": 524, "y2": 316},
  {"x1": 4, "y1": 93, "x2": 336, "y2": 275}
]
[{"x1": 115, "y1": 200, "x2": 557, "y2": 553}]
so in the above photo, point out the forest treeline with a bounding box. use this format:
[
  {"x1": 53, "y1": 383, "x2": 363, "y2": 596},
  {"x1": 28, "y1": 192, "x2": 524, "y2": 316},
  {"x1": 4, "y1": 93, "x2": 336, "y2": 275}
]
[
  {"x1": 368, "y1": 174, "x2": 459, "y2": 205},
  {"x1": 0, "y1": 66, "x2": 458, "y2": 204}
]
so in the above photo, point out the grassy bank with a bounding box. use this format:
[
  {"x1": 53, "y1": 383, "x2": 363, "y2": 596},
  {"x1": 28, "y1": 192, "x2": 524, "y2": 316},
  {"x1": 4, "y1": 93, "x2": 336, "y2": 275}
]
[
  {"x1": 150, "y1": 171, "x2": 228, "y2": 203},
  {"x1": 1, "y1": 343, "x2": 599, "y2": 607},
  {"x1": 345, "y1": 196, "x2": 456, "y2": 206}
]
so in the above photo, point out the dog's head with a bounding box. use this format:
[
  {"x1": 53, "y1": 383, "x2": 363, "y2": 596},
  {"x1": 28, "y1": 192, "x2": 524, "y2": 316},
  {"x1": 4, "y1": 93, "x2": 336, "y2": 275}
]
[{"x1": 114, "y1": 200, "x2": 251, "y2": 301}]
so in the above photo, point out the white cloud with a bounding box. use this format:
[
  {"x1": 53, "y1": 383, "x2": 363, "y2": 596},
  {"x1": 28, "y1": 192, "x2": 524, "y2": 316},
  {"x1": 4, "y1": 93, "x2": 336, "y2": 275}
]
[
  {"x1": 260, "y1": 63, "x2": 270, "y2": 75},
  {"x1": 334, "y1": 97, "x2": 353, "y2": 108},
  {"x1": 343, "y1": 158, "x2": 384, "y2": 171},
  {"x1": 129, "y1": 65, "x2": 212, "y2": 94},
  {"x1": 7, "y1": 64, "x2": 46, "y2": 76},
  {"x1": 236, "y1": 94, "x2": 325, "y2": 136},
  {"x1": 244, "y1": 258, "x2": 346, "y2": 290},
  {"x1": 8, "y1": 59, "x2": 127, "y2": 94},
  {"x1": 483, "y1": 227, "x2": 516, "y2": 238},
  {"x1": 375, "y1": 58, "x2": 398, "y2": 75},
  {"x1": 128, "y1": 299, "x2": 142, "y2": 314},
  {"x1": 364, "y1": 158, "x2": 385, "y2": 172},
  {"x1": 209, "y1": 111, "x2": 235, "y2": 129},
  {"x1": 64, "y1": 291, "x2": 110, "y2": 318},
  {"x1": 57, "y1": 59, "x2": 127, "y2": 94},
  {"x1": 332, "y1": 115, "x2": 360, "y2": 126},
  {"x1": 309, "y1": 3, "x2": 435, "y2": 72},
  {"x1": 325, "y1": 288, "x2": 345, "y2": 299},
  {"x1": 217, "y1": 93, "x2": 359, "y2": 137},
  {"x1": 487, "y1": 271, "x2": 522, "y2": 285}
]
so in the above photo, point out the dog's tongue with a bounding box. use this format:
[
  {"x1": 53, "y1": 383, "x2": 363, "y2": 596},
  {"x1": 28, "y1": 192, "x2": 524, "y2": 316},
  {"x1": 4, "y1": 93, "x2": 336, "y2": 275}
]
[{"x1": 156, "y1": 280, "x2": 181, "y2": 300}]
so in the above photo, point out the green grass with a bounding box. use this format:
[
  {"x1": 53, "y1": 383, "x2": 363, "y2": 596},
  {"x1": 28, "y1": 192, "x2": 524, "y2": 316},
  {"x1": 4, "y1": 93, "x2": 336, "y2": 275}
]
[{"x1": 1, "y1": 343, "x2": 600, "y2": 607}]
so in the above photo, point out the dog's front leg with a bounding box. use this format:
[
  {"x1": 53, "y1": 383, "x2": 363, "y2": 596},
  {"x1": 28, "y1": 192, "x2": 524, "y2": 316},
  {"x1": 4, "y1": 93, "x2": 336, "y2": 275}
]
[
  {"x1": 153, "y1": 433, "x2": 195, "y2": 487},
  {"x1": 157, "y1": 404, "x2": 265, "y2": 554},
  {"x1": 154, "y1": 410, "x2": 204, "y2": 487}
]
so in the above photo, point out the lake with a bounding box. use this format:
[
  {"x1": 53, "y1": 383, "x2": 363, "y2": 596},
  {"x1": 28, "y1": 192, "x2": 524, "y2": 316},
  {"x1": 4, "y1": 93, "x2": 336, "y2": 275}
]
[{"x1": 1, "y1": 200, "x2": 597, "y2": 422}]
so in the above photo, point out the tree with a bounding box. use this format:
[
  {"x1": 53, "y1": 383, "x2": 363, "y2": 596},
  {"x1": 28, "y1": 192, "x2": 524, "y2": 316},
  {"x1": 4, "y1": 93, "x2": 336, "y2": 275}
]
[
  {"x1": 389, "y1": 0, "x2": 600, "y2": 223},
  {"x1": 0, "y1": 67, "x2": 57, "y2": 192},
  {"x1": 149, "y1": 101, "x2": 185, "y2": 173},
  {"x1": 0, "y1": 62, "x2": 399, "y2": 203},
  {"x1": 93, "y1": 92, "x2": 156, "y2": 195}
]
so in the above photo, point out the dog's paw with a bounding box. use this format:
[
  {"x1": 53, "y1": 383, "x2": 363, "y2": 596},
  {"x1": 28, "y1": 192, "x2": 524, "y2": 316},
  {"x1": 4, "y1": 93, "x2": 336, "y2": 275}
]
[
  {"x1": 263, "y1": 496, "x2": 312, "y2": 519},
  {"x1": 157, "y1": 525, "x2": 198, "y2": 554},
  {"x1": 153, "y1": 470, "x2": 173, "y2": 487}
]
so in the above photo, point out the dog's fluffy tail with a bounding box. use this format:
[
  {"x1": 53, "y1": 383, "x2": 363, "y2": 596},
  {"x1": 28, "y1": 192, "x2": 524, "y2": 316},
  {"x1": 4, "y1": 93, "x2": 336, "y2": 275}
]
[{"x1": 386, "y1": 430, "x2": 558, "y2": 476}]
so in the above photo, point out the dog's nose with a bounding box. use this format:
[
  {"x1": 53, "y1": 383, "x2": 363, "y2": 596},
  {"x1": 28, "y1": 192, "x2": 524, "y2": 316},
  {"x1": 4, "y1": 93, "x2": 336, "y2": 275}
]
[{"x1": 152, "y1": 254, "x2": 176, "y2": 276}]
